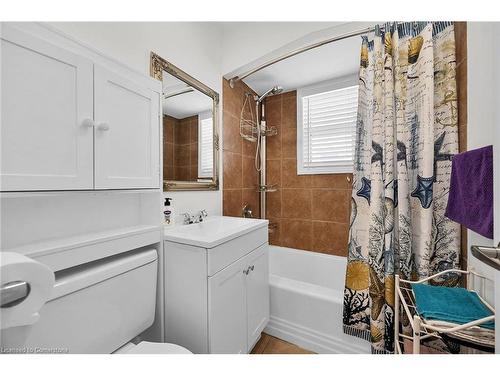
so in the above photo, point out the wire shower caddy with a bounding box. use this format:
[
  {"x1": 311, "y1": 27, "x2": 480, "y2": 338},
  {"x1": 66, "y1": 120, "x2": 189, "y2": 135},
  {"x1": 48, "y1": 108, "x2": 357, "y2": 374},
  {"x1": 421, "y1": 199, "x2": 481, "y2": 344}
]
[{"x1": 239, "y1": 93, "x2": 258, "y2": 142}]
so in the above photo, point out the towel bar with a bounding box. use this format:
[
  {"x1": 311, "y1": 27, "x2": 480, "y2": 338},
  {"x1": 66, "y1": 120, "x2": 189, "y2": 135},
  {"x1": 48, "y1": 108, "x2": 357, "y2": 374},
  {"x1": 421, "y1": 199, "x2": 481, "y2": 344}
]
[{"x1": 471, "y1": 243, "x2": 500, "y2": 271}]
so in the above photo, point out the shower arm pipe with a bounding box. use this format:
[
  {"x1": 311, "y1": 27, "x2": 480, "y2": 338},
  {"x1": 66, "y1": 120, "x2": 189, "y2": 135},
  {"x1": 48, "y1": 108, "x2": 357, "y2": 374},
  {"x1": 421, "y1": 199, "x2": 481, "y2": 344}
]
[{"x1": 228, "y1": 25, "x2": 376, "y2": 87}]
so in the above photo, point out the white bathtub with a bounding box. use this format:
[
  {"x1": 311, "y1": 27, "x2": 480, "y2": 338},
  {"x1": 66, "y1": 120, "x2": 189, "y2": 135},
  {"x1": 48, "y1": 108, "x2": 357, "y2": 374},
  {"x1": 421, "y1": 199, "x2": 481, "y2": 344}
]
[{"x1": 264, "y1": 246, "x2": 370, "y2": 354}]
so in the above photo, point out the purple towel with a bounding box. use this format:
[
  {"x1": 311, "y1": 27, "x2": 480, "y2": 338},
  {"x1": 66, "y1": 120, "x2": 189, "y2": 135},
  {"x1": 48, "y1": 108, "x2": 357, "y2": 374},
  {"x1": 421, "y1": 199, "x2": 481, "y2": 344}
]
[{"x1": 445, "y1": 145, "x2": 493, "y2": 239}]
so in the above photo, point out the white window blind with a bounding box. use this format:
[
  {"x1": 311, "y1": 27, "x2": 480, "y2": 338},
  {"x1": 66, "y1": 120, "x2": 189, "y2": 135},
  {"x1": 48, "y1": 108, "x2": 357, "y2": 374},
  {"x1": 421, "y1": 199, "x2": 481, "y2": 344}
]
[
  {"x1": 198, "y1": 111, "x2": 213, "y2": 178},
  {"x1": 298, "y1": 83, "x2": 358, "y2": 174}
]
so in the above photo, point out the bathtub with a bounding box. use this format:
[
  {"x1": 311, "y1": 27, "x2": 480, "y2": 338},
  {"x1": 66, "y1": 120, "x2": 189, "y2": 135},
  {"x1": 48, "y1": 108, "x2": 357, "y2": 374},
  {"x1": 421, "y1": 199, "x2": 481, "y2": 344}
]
[{"x1": 264, "y1": 245, "x2": 370, "y2": 354}]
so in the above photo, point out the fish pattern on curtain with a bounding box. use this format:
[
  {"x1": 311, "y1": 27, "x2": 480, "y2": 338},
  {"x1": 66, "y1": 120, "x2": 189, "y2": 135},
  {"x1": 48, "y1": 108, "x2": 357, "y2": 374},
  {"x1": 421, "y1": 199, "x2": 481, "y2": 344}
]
[{"x1": 342, "y1": 22, "x2": 460, "y2": 354}]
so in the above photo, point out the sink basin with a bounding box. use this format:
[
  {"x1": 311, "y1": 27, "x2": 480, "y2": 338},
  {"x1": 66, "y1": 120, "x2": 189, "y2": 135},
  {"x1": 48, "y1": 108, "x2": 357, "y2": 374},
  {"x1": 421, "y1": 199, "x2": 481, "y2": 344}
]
[{"x1": 163, "y1": 216, "x2": 268, "y2": 248}]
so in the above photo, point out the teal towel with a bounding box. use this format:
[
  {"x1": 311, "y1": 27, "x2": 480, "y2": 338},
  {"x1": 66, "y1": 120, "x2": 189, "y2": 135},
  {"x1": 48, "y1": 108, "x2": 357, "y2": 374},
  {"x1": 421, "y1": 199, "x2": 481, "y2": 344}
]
[{"x1": 412, "y1": 284, "x2": 494, "y2": 330}]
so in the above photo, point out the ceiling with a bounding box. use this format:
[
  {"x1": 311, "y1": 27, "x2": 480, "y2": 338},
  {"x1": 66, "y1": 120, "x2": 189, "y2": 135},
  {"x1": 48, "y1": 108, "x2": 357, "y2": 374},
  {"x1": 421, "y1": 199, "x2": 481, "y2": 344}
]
[
  {"x1": 162, "y1": 71, "x2": 212, "y2": 119},
  {"x1": 242, "y1": 33, "x2": 362, "y2": 94},
  {"x1": 219, "y1": 22, "x2": 342, "y2": 74}
]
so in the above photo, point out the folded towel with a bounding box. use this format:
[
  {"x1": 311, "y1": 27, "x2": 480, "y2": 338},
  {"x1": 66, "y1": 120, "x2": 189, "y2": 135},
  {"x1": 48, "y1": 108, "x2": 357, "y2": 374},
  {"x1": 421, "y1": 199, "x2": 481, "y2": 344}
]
[
  {"x1": 412, "y1": 284, "x2": 494, "y2": 330},
  {"x1": 445, "y1": 145, "x2": 493, "y2": 239},
  {"x1": 426, "y1": 319, "x2": 495, "y2": 348}
]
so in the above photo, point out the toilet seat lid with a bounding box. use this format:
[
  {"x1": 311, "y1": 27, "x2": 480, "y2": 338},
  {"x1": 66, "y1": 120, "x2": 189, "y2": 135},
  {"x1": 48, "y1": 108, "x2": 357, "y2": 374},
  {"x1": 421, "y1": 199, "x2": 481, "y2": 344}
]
[{"x1": 128, "y1": 341, "x2": 192, "y2": 354}]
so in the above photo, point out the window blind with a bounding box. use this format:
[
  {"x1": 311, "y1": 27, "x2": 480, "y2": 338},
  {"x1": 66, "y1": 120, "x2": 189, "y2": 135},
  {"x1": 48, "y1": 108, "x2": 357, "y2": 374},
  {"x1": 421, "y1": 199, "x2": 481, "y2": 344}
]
[
  {"x1": 300, "y1": 85, "x2": 358, "y2": 174},
  {"x1": 198, "y1": 113, "x2": 213, "y2": 178}
]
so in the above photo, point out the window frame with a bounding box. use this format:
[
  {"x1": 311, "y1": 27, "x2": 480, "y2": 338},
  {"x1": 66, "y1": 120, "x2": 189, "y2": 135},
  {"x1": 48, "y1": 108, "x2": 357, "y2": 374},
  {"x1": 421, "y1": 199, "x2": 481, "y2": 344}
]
[
  {"x1": 296, "y1": 74, "x2": 359, "y2": 175},
  {"x1": 197, "y1": 110, "x2": 214, "y2": 179}
]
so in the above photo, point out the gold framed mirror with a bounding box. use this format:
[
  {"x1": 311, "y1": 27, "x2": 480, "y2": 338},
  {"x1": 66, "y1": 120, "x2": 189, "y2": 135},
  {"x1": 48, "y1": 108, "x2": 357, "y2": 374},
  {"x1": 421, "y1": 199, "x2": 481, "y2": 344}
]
[{"x1": 150, "y1": 52, "x2": 219, "y2": 191}]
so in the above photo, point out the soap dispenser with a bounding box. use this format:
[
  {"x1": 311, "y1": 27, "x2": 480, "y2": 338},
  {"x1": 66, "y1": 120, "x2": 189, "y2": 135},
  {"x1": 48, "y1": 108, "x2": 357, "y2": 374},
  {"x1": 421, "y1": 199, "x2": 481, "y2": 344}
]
[{"x1": 164, "y1": 198, "x2": 174, "y2": 226}]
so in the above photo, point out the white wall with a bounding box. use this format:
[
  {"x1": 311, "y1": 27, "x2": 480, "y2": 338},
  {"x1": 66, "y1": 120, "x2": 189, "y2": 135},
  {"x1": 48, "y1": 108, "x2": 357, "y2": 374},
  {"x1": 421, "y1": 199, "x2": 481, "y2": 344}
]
[
  {"x1": 467, "y1": 23, "x2": 496, "y2": 281},
  {"x1": 47, "y1": 22, "x2": 225, "y2": 218},
  {"x1": 220, "y1": 22, "x2": 340, "y2": 74},
  {"x1": 492, "y1": 23, "x2": 500, "y2": 355}
]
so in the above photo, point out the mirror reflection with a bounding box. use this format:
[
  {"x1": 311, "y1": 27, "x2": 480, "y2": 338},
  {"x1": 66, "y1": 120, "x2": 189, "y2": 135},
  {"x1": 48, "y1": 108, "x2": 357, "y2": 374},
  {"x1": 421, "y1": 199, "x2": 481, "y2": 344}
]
[{"x1": 162, "y1": 72, "x2": 214, "y2": 183}]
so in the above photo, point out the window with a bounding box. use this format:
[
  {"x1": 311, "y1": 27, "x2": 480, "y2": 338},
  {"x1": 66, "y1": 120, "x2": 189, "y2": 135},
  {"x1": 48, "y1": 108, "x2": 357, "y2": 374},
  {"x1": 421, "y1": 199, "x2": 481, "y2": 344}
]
[
  {"x1": 297, "y1": 76, "x2": 358, "y2": 175},
  {"x1": 198, "y1": 111, "x2": 213, "y2": 179}
]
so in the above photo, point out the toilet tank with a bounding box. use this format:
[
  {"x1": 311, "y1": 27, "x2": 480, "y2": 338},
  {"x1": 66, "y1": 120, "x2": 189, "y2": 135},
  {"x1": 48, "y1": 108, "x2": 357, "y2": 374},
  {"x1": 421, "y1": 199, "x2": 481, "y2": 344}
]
[{"x1": 16, "y1": 248, "x2": 158, "y2": 354}]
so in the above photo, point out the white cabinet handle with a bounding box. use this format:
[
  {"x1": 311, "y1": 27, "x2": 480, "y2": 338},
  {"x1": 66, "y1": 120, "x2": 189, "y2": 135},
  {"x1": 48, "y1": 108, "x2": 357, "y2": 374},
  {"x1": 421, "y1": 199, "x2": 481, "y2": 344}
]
[
  {"x1": 97, "y1": 122, "x2": 110, "y2": 131},
  {"x1": 81, "y1": 118, "x2": 94, "y2": 128}
]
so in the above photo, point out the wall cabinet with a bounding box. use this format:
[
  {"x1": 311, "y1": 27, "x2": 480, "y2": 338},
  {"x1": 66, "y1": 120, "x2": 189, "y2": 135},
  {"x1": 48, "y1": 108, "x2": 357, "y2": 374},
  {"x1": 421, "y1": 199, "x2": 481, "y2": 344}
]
[
  {"x1": 1, "y1": 26, "x2": 160, "y2": 191},
  {"x1": 164, "y1": 226, "x2": 269, "y2": 354}
]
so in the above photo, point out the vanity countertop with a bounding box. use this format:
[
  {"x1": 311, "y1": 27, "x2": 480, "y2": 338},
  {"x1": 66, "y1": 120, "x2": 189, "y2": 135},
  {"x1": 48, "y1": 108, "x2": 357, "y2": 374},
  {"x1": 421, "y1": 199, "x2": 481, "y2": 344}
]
[{"x1": 163, "y1": 216, "x2": 268, "y2": 248}]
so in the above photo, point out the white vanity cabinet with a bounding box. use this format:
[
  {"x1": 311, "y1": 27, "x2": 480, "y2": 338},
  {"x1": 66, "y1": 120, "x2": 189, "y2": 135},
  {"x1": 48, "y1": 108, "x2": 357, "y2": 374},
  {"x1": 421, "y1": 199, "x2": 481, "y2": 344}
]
[
  {"x1": 164, "y1": 222, "x2": 269, "y2": 354},
  {"x1": 209, "y1": 244, "x2": 269, "y2": 353},
  {"x1": 0, "y1": 25, "x2": 161, "y2": 191}
]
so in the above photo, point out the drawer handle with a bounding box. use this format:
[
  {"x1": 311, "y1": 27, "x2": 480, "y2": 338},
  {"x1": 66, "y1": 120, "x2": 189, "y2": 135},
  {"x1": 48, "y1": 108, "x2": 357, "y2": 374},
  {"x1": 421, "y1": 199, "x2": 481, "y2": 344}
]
[{"x1": 243, "y1": 265, "x2": 254, "y2": 275}]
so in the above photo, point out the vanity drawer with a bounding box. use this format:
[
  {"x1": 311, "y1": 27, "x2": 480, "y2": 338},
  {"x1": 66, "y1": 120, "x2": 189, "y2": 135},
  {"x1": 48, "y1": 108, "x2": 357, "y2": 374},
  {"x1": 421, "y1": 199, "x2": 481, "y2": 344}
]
[{"x1": 207, "y1": 226, "x2": 267, "y2": 276}]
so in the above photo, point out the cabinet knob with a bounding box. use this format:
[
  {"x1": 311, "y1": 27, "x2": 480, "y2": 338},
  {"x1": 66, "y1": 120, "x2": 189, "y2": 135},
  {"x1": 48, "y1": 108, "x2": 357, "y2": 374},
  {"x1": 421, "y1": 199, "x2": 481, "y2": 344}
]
[
  {"x1": 97, "y1": 122, "x2": 110, "y2": 131},
  {"x1": 81, "y1": 118, "x2": 94, "y2": 128}
]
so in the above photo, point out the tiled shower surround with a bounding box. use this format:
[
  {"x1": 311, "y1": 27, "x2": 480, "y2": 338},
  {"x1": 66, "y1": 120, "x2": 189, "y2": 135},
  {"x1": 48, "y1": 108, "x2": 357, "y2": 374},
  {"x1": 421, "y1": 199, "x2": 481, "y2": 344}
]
[
  {"x1": 264, "y1": 91, "x2": 352, "y2": 256},
  {"x1": 222, "y1": 79, "x2": 260, "y2": 218},
  {"x1": 222, "y1": 82, "x2": 351, "y2": 256}
]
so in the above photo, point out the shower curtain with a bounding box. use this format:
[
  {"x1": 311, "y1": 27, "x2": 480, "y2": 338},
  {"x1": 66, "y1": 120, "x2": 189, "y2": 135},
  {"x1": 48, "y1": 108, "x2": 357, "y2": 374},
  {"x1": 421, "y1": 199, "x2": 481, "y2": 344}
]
[{"x1": 342, "y1": 22, "x2": 460, "y2": 354}]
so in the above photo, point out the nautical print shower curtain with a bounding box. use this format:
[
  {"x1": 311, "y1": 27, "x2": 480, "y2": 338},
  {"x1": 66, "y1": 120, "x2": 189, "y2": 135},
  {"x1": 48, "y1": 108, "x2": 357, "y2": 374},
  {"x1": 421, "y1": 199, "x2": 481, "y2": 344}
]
[{"x1": 342, "y1": 22, "x2": 460, "y2": 354}]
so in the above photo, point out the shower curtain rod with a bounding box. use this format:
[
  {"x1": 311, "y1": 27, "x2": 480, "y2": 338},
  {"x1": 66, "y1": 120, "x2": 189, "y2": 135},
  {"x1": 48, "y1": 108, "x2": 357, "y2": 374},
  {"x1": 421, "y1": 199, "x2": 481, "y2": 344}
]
[{"x1": 228, "y1": 24, "x2": 381, "y2": 88}]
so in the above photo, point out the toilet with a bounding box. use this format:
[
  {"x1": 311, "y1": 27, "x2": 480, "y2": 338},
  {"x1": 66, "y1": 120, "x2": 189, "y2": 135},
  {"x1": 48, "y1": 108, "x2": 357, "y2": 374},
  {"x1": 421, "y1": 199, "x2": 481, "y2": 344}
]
[
  {"x1": 0, "y1": 248, "x2": 191, "y2": 354},
  {"x1": 115, "y1": 341, "x2": 191, "y2": 354}
]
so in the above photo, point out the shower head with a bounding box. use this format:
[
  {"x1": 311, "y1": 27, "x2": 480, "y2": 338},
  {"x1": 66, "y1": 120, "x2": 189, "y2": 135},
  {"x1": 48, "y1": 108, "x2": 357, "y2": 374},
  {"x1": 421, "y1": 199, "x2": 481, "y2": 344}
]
[{"x1": 256, "y1": 85, "x2": 283, "y2": 103}]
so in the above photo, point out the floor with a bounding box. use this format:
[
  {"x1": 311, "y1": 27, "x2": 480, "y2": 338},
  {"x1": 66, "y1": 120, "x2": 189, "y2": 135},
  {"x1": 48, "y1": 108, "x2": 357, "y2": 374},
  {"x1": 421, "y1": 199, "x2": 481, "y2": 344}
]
[{"x1": 250, "y1": 333, "x2": 315, "y2": 354}]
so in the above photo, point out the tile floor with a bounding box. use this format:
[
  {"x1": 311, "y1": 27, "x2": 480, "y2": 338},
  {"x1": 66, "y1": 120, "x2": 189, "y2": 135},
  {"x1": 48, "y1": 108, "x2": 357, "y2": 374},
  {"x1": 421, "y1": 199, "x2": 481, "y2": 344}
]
[{"x1": 250, "y1": 333, "x2": 315, "y2": 354}]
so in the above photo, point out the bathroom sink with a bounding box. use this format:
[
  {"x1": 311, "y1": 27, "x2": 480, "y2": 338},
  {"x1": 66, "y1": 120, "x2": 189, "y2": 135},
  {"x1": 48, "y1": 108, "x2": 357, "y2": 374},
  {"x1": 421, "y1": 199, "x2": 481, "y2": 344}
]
[{"x1": 163, "y1": 216, "x2": 268, "y2": 248}]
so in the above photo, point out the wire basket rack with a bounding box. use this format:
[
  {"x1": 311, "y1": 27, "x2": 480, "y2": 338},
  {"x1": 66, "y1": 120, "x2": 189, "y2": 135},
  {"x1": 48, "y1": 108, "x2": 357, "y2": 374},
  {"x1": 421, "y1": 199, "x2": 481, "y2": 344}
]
[{"x1": 240, "y1": 93, "x2": 258, "y2": 142}]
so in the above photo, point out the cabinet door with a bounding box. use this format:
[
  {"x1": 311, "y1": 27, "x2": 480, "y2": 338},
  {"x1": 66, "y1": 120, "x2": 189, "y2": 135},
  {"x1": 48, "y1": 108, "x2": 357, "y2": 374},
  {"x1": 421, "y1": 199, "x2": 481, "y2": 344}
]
[
  {"x1": 94, "y1": 65, "x2": 160, "y2": 189},
  {"x1": 1, "y1": 27, "x2": 94, "y2": 191},
  {"x1": 208, "y1": 257, "x2": 247, "y2": 354},
  {"x1": 246, "y1": 244, "x2": 270, "y2": 351}
]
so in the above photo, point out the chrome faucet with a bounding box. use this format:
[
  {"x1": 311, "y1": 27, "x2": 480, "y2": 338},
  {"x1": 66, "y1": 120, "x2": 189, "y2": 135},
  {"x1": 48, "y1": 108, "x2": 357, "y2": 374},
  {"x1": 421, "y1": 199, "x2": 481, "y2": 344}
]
[
  {"x1": 181, "y1": 210, "x2": 208, "y2": 225},
  {"x1": 197, "y1": 209, "x2": 208, "y2": 222}
]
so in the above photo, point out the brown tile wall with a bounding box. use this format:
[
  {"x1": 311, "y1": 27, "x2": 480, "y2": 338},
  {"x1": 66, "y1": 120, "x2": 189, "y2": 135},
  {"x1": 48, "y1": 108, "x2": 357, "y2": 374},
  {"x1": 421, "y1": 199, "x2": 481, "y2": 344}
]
[
  {"x1": 264, "y1": 91, "x2": 352, "y2": 257},
  {"x1": 163, "y1": 115, "x2": 176, "y2": 180},
  {"x1": 163, "y1": 114, "x2": 199, "y2": 182},
  {"x1": 455, "y1": 22, "x2": 468, "y2": 270},
  {"x1": 222, "y1": 78, "x2": 260, "y2": 218}
]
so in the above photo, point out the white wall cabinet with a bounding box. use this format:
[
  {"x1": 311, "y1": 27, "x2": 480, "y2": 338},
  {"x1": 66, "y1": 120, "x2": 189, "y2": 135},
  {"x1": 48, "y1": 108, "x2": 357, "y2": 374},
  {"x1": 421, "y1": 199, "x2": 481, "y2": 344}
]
[
  {"x1": 164, "y1": 226, "x2": 269, "y2": 354},
  {"x1": 94, "y1": 66, "x2": 159, "y2": 189},
  {"x1": 1, "y1": 26, "x2": 95, "y2": 191},
  {"x1": 1, "y1": 26, "x2": 160, "y2": 191}
]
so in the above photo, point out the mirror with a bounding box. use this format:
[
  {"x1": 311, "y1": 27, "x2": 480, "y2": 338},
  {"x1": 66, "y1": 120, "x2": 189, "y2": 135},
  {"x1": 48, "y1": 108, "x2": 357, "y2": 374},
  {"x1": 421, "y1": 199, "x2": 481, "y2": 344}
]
[{"x1": 150, "y1": 52, "x2": 219, "y2": 191}]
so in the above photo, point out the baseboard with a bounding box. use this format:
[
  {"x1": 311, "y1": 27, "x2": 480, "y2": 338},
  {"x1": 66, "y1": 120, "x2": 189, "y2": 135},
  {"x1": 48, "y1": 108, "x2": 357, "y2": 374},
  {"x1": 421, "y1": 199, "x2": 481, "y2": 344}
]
[{"x1": 264, "y1": 315, "x2": 370, "y2": 354}]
